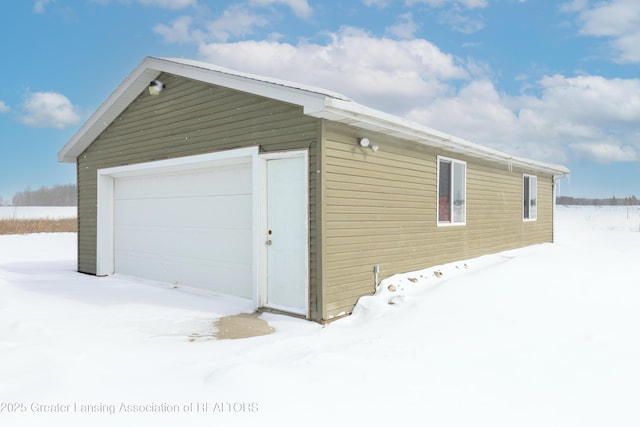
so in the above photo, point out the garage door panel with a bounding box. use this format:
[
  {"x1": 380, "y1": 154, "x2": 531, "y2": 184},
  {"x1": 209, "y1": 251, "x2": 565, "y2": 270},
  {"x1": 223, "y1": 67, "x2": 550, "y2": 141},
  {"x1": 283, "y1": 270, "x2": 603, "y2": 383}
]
[
  {"x1": 112, "y1": 159, "x2": 253, "y2": 298},
  {"x1": 115, "y1": 164, "x2": 251, "y2": 200},
  {"x1": 114, "y1": 195, "x2": 252, "y2": 229},
  {"x1": 115, "y1": 227, "x2": 251, "y2": 264},
  {"x1": 115, "y1": 252, "x2": 252, "y2": 298}
]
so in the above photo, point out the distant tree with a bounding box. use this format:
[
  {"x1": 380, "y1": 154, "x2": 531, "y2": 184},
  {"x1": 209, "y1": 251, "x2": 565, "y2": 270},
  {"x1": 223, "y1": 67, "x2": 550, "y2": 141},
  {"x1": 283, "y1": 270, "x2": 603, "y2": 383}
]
[
  {"x1": 556, "y1": 195, "x2": 640, "y2": 206},
  {"x1": 12, "y1": 184, "x2": 77, "y2": 206}
]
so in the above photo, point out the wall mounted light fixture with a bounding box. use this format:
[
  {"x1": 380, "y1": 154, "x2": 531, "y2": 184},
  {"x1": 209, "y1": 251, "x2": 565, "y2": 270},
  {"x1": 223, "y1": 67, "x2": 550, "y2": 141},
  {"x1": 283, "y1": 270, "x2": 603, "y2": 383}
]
[
  {"x1": 148, "y1": 80, "x2": 165, "y2": 96},
  {"x1": 358, "y1": 137, "x2": 379, "y2": 152}
]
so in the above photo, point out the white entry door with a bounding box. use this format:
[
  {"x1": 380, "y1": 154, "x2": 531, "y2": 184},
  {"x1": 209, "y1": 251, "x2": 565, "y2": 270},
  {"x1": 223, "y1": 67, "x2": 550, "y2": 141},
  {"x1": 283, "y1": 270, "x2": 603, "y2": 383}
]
[{"x1": 265, "y1": 154, "x2": 308, "y2": 315}]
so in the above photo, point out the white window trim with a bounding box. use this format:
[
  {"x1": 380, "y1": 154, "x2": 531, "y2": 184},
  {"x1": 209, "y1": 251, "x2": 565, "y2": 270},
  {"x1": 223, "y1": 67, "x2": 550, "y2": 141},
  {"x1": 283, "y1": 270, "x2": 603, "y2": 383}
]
[
  {"x1": 437, "y1": 156, "x2": 467, "y2": 227},
  {"x1": 523, "y1": 174, "x2": 537, "y2": 221}
]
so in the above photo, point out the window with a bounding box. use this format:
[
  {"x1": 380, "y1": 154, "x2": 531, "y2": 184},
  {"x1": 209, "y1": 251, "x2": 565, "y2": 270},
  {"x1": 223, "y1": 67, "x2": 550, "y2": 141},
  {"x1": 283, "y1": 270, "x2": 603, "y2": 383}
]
[
  {"x1": 523, "y1": 175, "x2": 537, "y2": 221},
  {"x1": 438, "y1": 157, "x2": 466, "y2": 225}
]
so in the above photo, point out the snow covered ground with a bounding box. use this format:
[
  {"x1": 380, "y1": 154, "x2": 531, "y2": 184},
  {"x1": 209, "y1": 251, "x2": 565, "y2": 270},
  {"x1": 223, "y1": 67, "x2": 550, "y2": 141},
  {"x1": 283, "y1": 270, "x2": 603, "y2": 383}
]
[{"x1": 1, "y1": 205, "x2": 640, "y2": 427}]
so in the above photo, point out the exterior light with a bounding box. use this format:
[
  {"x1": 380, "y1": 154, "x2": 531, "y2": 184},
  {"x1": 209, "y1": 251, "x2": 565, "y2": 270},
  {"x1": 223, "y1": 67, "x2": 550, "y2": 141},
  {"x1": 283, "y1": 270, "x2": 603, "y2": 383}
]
[
  {"x1": 358, "y1": 137, "x2": 379, "y2": 152},
  {"x1": 148, "y1": 80, "x2": 165, "y2": 96}
]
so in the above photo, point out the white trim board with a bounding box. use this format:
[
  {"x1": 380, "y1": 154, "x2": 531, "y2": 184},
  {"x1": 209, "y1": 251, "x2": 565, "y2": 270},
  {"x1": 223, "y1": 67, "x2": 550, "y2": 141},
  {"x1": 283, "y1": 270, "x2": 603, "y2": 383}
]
[{"x1": 257, "y1": 150, "x2": 310, "y2": 317}]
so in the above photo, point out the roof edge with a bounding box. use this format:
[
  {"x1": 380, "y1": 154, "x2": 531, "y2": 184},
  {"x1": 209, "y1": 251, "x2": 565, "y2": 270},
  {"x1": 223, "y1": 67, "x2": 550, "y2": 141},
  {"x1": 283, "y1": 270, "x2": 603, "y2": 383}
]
[
  {"x1": 58, "y1": 57, "x2": 569, "y2": 178},
  {"x1": 58, "y1": 57, "x2": 346, "y2": 163},
  {"x1": 314, "y1": 98, "x2": 570, "y2": 177},
  {"x1": 58, "y1": 57, "x2": 161, "y2": 162}
]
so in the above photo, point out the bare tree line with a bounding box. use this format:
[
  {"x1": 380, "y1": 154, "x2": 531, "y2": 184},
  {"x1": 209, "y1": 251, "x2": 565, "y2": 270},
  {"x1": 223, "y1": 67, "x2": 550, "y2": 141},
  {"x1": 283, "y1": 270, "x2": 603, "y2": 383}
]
[
  {"x1": 2, "y1": 184, "x2": 77, "y2": 206},
  {"x1": 556, "y1": 195, "x2": 640, "y2": 206}
]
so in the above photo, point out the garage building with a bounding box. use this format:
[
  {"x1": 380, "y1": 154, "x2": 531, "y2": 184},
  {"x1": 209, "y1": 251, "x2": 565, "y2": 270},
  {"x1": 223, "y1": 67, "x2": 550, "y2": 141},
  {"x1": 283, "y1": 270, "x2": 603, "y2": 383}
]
[{"x1": 58, "y1": 57, "x2": 569, "y2": 322}]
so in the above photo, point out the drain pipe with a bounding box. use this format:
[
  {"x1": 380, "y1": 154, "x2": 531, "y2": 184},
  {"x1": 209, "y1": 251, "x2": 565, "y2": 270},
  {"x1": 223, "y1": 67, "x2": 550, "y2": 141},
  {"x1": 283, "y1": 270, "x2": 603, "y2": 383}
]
[
  {"x1": 553, "y1": 175, "x2": 564, "y2": 243},
  {"x1": 373, "y1": 264, "x2": 380, "y2": 288}
]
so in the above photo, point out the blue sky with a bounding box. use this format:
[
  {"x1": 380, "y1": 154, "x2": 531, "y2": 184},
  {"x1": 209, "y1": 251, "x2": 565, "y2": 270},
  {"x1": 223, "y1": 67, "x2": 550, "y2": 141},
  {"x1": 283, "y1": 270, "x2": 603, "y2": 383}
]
[{"x1": 1, "y1": 0, "x2": 640, "y2": 203}]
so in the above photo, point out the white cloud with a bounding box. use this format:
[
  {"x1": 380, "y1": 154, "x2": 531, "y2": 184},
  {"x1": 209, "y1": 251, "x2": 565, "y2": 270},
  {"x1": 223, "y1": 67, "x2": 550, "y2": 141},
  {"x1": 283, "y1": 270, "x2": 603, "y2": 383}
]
[
  {"x1": 406, "y1": 80, "x2": 527, "y2": 155},
  {"x1": 566, "y1": 0, "x2": 640, "y2": 63},
  {"x1": 206, "y1": 5, "x2": 269, "y2": 42},
  {"x1": 20, "y1": 92, "x2": 81, "y2": 129},
  {"x1": 536, "y1": 74, "x2": 640, "y2": 125},
  {"x1": 198, "y1": 27, "x2": 468, "y2": 114},
  {"x1": 438, "y1": 9, "x2": 485, "y2": 33},
  {"x1": 406, "y1": 0, "x2": 488, "y2": 9},
  {"x1": 570, "y1": 142, "x2": 638, "y2": 163},
  {"x1": 560, "y1": 0, "x2": 588, "y2": 13},
  {"x1": 154, "y1": 15, "x2": 203, "y2": 43},
  {"x1": 408, "y1": 73, "x2": 640, "y2": 163},
  {"x1": 386, "y1": 13, "x2": 419, "y2": 39},
  {"x1": 89, "y1": 0, "x2": 198, "y2": 10},
  {"x1": 249, "y1": 0, "x2": 313, "y2": 18},
  {"x1": 137, "y1": 0, "x2": 196, "y2": 8},
  {"x1": 180, "y1": 26, "x2": 640, "y2": 165},
  {"x1": 92, "y1": 0, "x2": 196, "y2": 8},
  {"x1": 154, "y1": 1, "x2": 313, "y2": 45},
  {"x1": 33, "y1": 0, "x2": 52, "y2": 14},
  {"x1": 406, "y1": 0, "x2": 486, "y2": 33},
  {"x1": 363, "y1": 0, "x2": 390, "y2": 7},
  {"x1": 0, "y1": 101, "x2": 9, "y2": 113}
]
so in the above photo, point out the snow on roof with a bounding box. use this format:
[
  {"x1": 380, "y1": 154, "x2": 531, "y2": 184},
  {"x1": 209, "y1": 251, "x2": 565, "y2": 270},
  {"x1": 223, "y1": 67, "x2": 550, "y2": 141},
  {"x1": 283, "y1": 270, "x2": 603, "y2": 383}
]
[{"x1": 58, "y1": 56, "x2": 569, "y2": 176}]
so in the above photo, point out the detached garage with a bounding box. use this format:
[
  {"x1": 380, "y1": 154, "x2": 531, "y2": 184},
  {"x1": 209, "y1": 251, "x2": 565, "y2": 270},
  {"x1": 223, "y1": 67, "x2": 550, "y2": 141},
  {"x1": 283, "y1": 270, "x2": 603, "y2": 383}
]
[{"x1": 58, "y1": 57, "x2": 568, "y2": 323}]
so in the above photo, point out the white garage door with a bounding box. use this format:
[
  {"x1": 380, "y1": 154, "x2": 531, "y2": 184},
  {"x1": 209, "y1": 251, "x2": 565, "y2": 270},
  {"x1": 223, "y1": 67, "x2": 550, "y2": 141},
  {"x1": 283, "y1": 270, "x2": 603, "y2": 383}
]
[{"x1": 113, "y1": 160, "x2": 253, "y2": 298}]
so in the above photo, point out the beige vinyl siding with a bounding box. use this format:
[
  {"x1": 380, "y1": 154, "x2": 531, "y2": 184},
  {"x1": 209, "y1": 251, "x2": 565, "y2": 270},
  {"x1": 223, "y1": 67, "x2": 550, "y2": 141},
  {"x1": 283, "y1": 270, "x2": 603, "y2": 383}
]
[
  {"x1": 77, "y1": 73, "x2": 322, "y2": 320},
  {"x1": 321, "y1": 122, "x2": 555, "y2": 320},
  {"x1": 321, "y1": 124, "x2": 434, "y2": 319}
]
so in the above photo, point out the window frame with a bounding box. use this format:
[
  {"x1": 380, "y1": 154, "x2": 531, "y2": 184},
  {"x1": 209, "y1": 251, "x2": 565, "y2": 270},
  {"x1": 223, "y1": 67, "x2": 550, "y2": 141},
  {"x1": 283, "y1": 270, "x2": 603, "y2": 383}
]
[
  {"x1": 437, "y1": 156, "x2": 467, "y2": 226},
  {"x1": 523, "y1": 174, "x2": 537, "y2": 221}
]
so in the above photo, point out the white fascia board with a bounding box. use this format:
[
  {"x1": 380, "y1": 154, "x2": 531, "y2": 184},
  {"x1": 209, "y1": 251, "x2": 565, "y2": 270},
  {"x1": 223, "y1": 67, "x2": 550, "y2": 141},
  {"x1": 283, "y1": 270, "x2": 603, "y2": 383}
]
[
  {"x1": 314, "y1": 98, "x2": 570, "y2": 177},
  {"x1": 57, "y1": 57, "x2": 332, "y2": 163}
]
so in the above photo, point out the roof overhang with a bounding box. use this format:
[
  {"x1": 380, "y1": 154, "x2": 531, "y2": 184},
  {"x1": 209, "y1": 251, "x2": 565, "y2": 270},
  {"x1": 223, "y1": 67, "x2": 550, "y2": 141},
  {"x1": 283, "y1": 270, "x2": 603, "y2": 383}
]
[
  {"x1": 58, "y1": 56, "x2": 569, "y2": 177},
  {"x1": 58, "y1": 57, "x2": 339, "y2": 163},
  {"x1": 309, "y1": 99, "x2": 570, "y2": 177}
]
